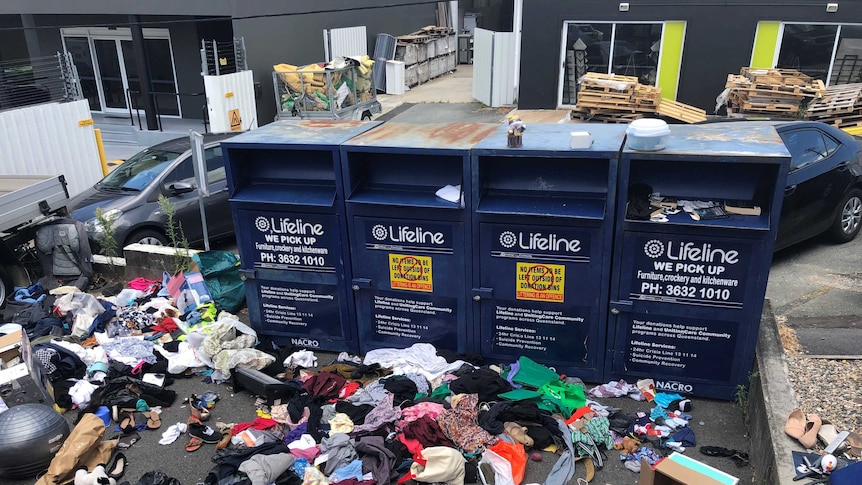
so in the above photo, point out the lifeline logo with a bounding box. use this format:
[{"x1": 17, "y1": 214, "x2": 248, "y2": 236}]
[
  {"x1": 644, "y1": 239, "x2": 739, "y2": 264},
  {"x1": 255, "y1": 216, "x2": 324, "y2": 235},
  {"x1": 372, "y1": 224, "x2": 445, "y2": 245},
  {"x1": 499, "y1": 230, "x2": 581, "y2": 253},
  {"x1": 291, "y1": 338, "x2": 319, "y2": 348},
  {"x1": 655, "y1": 380, "x2": 693, "y2": 393}
]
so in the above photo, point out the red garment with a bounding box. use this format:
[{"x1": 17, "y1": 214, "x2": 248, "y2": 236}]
[
  {"x1": 339, "y1": 381, "x2": 361, "y2": 399},
  {"x1": 396, "y1": 433, "x2": 423, "y2": 455},
  {"x1": 231, "y1": 417, "x2": 279, "y2": 434},
  {"x1": 151, "y1": 317, "x2": 179, "y2": 334},
  {"x1": 127, "y1": 277, "x2": 159, "y2": 292}
]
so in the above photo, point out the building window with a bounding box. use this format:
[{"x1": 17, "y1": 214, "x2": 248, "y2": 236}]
[
  {"x1": 559, "y1": 22, "x2": 663, "y2": 106},
  {"x1": 777, "y1": 23, "x2": 862, "y2": 86}
]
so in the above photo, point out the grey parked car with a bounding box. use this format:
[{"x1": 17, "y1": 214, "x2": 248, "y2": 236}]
[{"x1": 69, "y1": 133, "x2": 237, "y2": 250}]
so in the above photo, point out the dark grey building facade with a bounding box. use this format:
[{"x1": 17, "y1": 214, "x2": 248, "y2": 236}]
[
  {"x1": 520, "y1": 0, "x2": 862, "y2": 112},
  {"x1": 0, "y1": 0, "x2": 440, "y2": 124}
]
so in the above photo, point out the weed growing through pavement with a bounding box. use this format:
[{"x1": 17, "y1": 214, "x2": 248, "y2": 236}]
[
  {"x1": 94, "y1": 207, "x2": 119, "y2": 271},
  {"x1": 157, "y1": 194, "x2": 191, "y2": 274}
]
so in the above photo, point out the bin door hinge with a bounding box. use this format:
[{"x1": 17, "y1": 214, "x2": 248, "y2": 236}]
[
  {"x1": 239, "y1": 269, "x2": 256, "y2": 281},
  {"x1": 471, "y1": 287, "x2": 494, "y2": 301},
  {"x1": 352, "y1": 278, "x2": 372, "y2": 291},
  {"x1": 609, "y1": 300, "x2": 632, "y2": 315}
]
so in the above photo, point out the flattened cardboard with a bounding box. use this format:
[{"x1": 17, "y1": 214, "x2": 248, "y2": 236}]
[{"x1": 638, "y1": 452, "x2": 739, "y2": 485}]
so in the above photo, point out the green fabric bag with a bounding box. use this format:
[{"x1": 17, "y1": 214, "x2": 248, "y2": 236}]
[
  {"x1": 497, "y1": 388, "x2": 557, "y2": 413},
  {"x1": 192, "y1": 251, "x2": 245, "y2": 313},
  {"x1": 512, "y1": 356, "x2": 560, "y2": 389},
  {"x1": 536, "y1": 380, "x2": 586, "y2": 415}
]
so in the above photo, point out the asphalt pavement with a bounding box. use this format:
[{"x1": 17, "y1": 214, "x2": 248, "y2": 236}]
[{"x1": 766, "y1": 231, "x2": 862, "y2": 356}]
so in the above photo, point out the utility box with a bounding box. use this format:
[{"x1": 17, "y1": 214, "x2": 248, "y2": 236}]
[
  {"x1": 607, "y1": 124, "x2": 790, "y2": 399},
  {"x1": 341, "y1": 122, "x2": 498, "y2": 353},
  {"x1": 223, "y1": 120, "x2": 380, "y2": 352},
  {"x1": 471, "y1": 124, "x2": 626, "y2": 382}
]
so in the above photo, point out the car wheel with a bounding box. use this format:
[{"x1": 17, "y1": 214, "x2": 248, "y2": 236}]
[
  {"x1": 0, "y1": 266, "x2": 11, "y2": 309},
  {"x1": 829, "y1": 188, "x2": 862, "y2": 243},
  {"x1": 127, "y1": 229, "x2": 169, "y2": 246},
  {"x1": 361, "y1": 111, "x2": 372, "y2": 121}
]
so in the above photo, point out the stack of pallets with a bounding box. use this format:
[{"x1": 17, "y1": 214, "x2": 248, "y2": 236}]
[
  {"x1": 803, "y1": 83, "x2": 862, "y2": 129},
  {"x1": 571, "y1": 72, "x2": 706, "y2": 123},
  {"x1": 394, "y1": 26, "x2": 456, "y2": 87},
  {"x1": 724, "y1": 68, "x2": 825, "y2": 118}
]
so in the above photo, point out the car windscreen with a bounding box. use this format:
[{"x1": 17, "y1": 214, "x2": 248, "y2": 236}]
[{"x1": 99, "y1": 147, "x2": 184, "y2": 190}]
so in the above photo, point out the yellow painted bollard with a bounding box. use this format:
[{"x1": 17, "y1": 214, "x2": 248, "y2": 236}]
[{"x1": 94, "y1": 128, "x2": 109, "y2": 176}]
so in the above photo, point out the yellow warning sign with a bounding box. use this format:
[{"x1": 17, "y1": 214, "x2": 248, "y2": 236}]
[
  {"x1": 389, "y1": 253, "x2": 433, "y2": 292},
  {"x1": 78, "y1": 118, "x2": 94, "y2": 126},
  {"x1": 516, "y1": 262, "x2": 565, "y2": 302},
  {"x1": 229, "y1": 109, "x2": 242, "y2": 131}
]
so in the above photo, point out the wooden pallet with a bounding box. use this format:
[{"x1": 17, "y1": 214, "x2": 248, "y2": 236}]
[
  {"x1": 656, "y1": 98, "x2": 707, "y2": 123},
  {"x1": 741, "y1": 67, "x2": 814, "y2": 86},
  {"x1": 805, "y1": 84, "x2": 862, "y2": 117}
]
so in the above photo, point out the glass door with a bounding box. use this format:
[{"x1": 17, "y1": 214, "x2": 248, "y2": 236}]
[
  {"x1": 62, "y1": 28, "x2": 179, "y2": 115},
  {"x1": 62, "y1": 37, "x2": 100, "y2": 111},
  {"x1": 93, "y1": 39, "x2": 128, "y2": 111}
]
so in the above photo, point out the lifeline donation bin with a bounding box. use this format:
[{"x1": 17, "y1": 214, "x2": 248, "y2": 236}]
[
  {"x1": 223, "y1": 120, "x2": 380, "y2": 352},
  {"x1": 341, "y1": 122, "x2": 498, "y2": 353},
  {"x1": 471, "y1": 124, "x2": 626, "y2": 382},
  {"x1": 607, "y1": 123, "x2": 790, "y2": 399}
]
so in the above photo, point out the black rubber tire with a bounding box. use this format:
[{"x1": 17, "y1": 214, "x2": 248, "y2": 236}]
[
  {"x1": 127, "y1": 229, "x2": 169, "y2": 247},
  {"x1": 829, "y1": 188, "x2": 862, "y2": 243},
  {"x1": 0, "y1": 266, "x2": 11, "y2": 310},
  {"x1": 361, "y1": 111, "x2": 372, "y2": 121}
]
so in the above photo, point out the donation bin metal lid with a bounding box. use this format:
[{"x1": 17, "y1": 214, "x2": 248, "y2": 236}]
[
  {"x1": 343, "y1": 122, "x2": 498, "y2": 150},
  {"x1": 473, "y1": 122, "x2": 627, "y2": 155},
  {"x1": 623, "y1": 123, "x2": 790, "y2": 159},
  {"x1": 222, "y1": 119, "x2": 383, "y2": 147}
]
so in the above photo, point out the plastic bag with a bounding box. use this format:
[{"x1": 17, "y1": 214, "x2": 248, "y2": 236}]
[
  {"x1": 192, "y1": 251, "x2": 245, "y2": 312},
  {"x1": 485, "y1": 440, "x2": 527, "y2": 485}
]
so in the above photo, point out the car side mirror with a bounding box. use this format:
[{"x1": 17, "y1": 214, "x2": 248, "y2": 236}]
[{"x1": 168, "y1": 181, "x2": 195, "y2": 195}]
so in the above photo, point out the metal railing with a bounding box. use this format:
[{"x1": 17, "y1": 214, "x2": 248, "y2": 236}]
[{"x1": 125, "y1": 89, "x2": 209, "y2": 133}]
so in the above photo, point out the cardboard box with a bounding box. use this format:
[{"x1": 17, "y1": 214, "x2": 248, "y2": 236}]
[
  {"x1": 639, "y1": 453, "x2": 739, "y2": 485},
  {"x1": 0, "y1": 329, "x2": 54, "y2": 407}
]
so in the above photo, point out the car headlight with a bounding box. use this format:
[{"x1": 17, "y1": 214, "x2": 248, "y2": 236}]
[{"x1": 85, "y1": 209, "x2": 123, "y2": 234}]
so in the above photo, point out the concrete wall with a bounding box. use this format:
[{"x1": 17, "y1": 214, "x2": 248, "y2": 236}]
[
  {"x1": 232, "y1": 0, "x2": 438, "y2": 123},
  {"x1": 519, "y1": 0, "x2": 862, "y2": 111}
]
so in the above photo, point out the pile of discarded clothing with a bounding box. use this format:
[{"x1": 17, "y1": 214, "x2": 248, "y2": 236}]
[{"x1": 0, "y1": 272, "x2": 733, "y2": 485}]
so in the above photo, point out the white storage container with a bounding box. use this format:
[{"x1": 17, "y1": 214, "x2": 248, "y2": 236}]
[{"x1": 625, "y1": 119, "x2": 670, "y2": 151}]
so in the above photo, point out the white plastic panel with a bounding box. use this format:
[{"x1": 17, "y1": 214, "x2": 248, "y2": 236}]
[
  {"x1": 205, "y1": 70, "x2": 259, "y2": 133},
  {"x1": 473, "y1": 28, "x2": 494, "y2": 105},
  {"x1": 0, "y1": 100, "x2": 102, "y2": 198},
  {"x1": 472, "y1": 28, "x2": 517, "y2": 108},
  {"x1": 491, "y1": 32, "x2": 517, "y2": 107},
  {"x1": 324, "y1": 26, "x2": 368, "y2": 61}
]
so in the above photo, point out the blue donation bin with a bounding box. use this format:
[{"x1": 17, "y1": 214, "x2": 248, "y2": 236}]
[
  {"x1": 341, "y1": 122, "x2": 498, "y2": 353},
  {"x1": 471, "y1": 124, "x2": 626, "y2": 382},
  {"x1": 607, "y1": 123, "x2": 790, "y2": 399},
  {"x1": 223, "y1": 120, "x2": 380, "y2": 352}
]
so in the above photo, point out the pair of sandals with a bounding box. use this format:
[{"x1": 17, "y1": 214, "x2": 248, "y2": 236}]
[
  {"x1": 785, "y1": 409, "x2": 823, "y2": 449},
  {"x1": 785, "y1": 409, "x2": 862, "y2": 454},
  {"x1": 114, "y1": 407, "x2": 162, "y2": 434}
]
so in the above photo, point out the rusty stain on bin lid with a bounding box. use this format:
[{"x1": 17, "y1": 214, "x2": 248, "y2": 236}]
[
  {"x1": 301, "y1": 120, "x2": 366, "y2": 129},
  {"x1": 348, "y1": 122, "x2": 499, "y2": 149}
]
